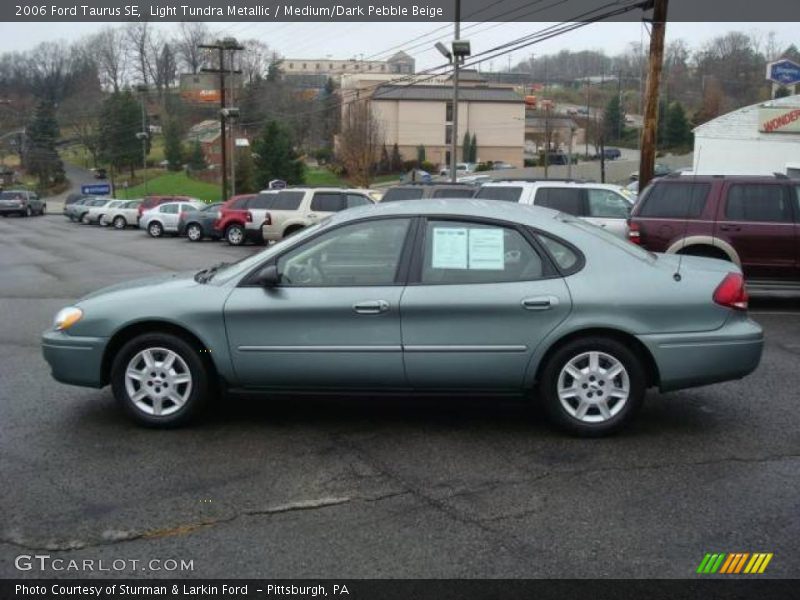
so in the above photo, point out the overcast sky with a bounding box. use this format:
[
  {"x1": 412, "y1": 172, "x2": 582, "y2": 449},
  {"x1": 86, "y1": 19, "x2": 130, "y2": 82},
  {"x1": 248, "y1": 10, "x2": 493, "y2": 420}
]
[{"x1": 0, "y1": 21, "x2": 796, "y2": 69}]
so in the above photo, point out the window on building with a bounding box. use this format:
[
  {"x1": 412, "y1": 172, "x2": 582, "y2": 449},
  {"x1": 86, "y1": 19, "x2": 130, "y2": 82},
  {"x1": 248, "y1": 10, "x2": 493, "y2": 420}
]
[
  {"x1": 329, "y1": 63, "x2": 333, "y2": 69},
  {"x1": 315, "y1": 64, "x2": 320, "y2": 70},
  {"x1": 302, "y1": 63, "x2": 307, "y2": 69},
  {"x1": 445, "y1": 124, "x2": 453, "y2": 145},
  {"x1": 289, "y1": 63, "x2": 294, "y2": 69},
  {"x1": 445, "y1": 100, "x2": 453, "y2": 122},
  {"x1": 381, "y1": 65, "x2": 386, "y2": 71}
]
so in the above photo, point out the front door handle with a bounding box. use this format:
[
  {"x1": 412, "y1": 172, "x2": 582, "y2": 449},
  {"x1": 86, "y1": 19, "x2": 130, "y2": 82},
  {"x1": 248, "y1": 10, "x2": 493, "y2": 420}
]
[
  {"x1": 353, "y1": 300, "x2": 390, "y2": 315},
  {"x1": 522, "y1": 296, "x2": 558, "y2": 311}
]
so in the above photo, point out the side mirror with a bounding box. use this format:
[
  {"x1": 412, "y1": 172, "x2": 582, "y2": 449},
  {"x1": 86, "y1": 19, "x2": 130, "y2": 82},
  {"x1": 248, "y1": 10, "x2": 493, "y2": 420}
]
[{"x1": 256, "y1": 265, "x2": 280, "y2": 287}]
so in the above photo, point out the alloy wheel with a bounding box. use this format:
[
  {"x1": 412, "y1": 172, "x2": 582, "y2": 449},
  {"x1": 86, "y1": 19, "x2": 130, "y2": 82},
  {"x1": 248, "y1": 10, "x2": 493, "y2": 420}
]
[
  {"x1": 149, "y1": 222, "x2": 163, "y2": 237},
  {"x1": 187, "y1": 224, "x2": 202, "y2": 241},
  {"x1": 227, "y1": 226, "x2": 244, "y2": 246},
  {"x1": 557, "y1": 351, "x2": 630, "y2": 423},
  {"x1": 124, "y1": 347, "x2": 193, "y2": 417},
  {"x1": 113, "y1": 216, "x2": 126, "y2": 229}
]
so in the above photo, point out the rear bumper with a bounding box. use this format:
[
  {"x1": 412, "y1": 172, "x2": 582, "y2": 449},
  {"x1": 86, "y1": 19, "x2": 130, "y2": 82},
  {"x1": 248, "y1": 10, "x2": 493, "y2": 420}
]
[
  {"x1": 0, "y1": 206, "x2": 24, "y2": 215},
  {"x1": 637, "y1": 317, "x2": 763, "y2": 392},
  {"x1": 41, "y1": 330, "x2": 107, "y2": 388}
]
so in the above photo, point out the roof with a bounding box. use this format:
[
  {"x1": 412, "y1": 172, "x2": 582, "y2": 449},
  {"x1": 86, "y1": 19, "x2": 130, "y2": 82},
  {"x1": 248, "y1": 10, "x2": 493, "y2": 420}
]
[
  {"x1": 693, "y1": 94, "x2": 800, "y2": 142},
  {"x1": 525, "y1": 116, "x2": 577, "y2": 129},
  {"x1": 372, "y1": 85, "x2": 522, "y2": 103},
  {"x1": 387, "y1": 51, "x2": 413, "y2": 62}
]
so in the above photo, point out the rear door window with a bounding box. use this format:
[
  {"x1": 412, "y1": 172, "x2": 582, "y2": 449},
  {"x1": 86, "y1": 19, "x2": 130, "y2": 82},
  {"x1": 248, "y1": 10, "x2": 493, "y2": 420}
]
[
  {"x1": 311, "y1": 192, "x2": 345, "y2": 212},
  {"x1": 638, "y1": 182, "x2": 709, "y2": 218},
  {"x1": 272, "y1": 191, "x2": 305, "y2": 210},
  {"x1": 533, "y1": 188, "x2": 585, "y2": 216},
  {"x1": 160, "y1": 204, "x2": 178, "y2": 214},
  {"x1": 381, "y1": 188, "x2": 424, "y2": 202},
  {"x1": 725, "y1": 184, "x2": 792, "y2": 223},
  {"x1": 249, "y1": 194, "x2": 276, "y2": 210},
  {"x1": 229, "y1": 196, "x2": 253, "y2": 209},
  {"x1": 475, "y1": 186, "x2": 522, "y2": 202},
  {"x1": 346, "y1": 194, "x2": 372, "y2": 208}
]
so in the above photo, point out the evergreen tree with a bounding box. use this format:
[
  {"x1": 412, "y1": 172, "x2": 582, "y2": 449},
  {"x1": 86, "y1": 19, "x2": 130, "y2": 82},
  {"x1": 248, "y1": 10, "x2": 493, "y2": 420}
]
[
  {"x1": 24, "y1": 100, "x2": 65, "y2": 188},
  {"x1": 390, "y1": 143, "x2": 403, "y2": 172},
  {"x1": 603, "y1": 95, "x2": 625, "y2": 142},
  {"x1": 462, "y1": 131, "x2": 471, "y2": 162},
  {"x1": 252, "y1": 120, "x2": 305, "y2": 188},
  {"x1": 187, "y1": 140, "x2": 207, "y2": 171},
  {"x1": 98, "y1": 91, "x2": 142, "y2": 177},
  {"x1": 470, "y1": 133, "x2": 478, "y2": 163},
  {"x1": 234, "y1": 149, "x2": 256, "y2": 193},
  {"x1": 163, "y1": 119, "x2": 184, "y2": 171},
  {"x1": 664, "y1": 102, "x2": 692, "y2": 149},
  {"x1": 774, "y1": 85, "x2": 791, "y2": 99}
]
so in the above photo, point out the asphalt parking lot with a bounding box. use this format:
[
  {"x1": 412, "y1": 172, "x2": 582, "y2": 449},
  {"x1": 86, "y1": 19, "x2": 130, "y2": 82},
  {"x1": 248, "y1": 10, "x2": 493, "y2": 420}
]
[{"x1": 1, "y1": 213, "x2": 798, "y2": 579}]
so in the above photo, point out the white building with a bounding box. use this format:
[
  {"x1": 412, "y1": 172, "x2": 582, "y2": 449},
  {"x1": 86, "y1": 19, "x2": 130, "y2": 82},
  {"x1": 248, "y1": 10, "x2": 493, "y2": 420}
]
[{"x1": 693, "y1": 94, "x2": 800, "y2": 177}]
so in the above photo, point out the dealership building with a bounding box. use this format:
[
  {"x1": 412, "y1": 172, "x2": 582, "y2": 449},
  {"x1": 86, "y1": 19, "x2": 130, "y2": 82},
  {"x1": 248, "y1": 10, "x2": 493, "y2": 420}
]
[{"x1": 692, "y1": 94, "x2": 800, "y2": 177}]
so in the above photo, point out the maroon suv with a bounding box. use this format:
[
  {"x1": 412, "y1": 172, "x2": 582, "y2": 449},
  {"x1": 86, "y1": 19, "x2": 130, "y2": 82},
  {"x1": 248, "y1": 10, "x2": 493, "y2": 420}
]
[{"x1": 629, "y1": 175, "x2": 800, "y2": 291}]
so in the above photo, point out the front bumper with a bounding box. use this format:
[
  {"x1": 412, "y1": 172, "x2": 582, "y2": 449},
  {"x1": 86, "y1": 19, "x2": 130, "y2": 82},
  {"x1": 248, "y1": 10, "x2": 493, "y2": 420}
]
[
  {"x1": 637, "y1": 317, "x2": 763, "y2": 392},
  {"x1": 0, "y1": 205, "x2": 24, "y2": 215},
  {"x1": 42, "y1": 330, "x2": 108, "y2": 388}
]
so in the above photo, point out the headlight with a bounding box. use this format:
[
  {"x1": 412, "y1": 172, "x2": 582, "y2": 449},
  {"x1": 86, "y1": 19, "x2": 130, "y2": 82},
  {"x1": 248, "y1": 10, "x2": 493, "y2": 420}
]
[{"x1": 53, "y1": 307, "x2": 83, "y2": 331}]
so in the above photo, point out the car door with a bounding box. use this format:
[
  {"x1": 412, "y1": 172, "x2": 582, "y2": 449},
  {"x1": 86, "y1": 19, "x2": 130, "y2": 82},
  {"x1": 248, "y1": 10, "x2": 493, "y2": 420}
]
[
  {"x1": 716, "y1": 182, "x2": 796, "y2": 280},
  {"x1": 585, "y1": 188, "x2": 632, "y2": 238},
  {"x1": 400, "y1": 218, "x2": 572, "y2": 390},
  {"x1": 308, "y1": 191, "x2": 346, "y2": 224},
  {"x1": 159, "y1": 203, "x2": 180, "y2": 230},
  {"x1": 224, "y1": 217, "x2": 414, "y2": 389}
]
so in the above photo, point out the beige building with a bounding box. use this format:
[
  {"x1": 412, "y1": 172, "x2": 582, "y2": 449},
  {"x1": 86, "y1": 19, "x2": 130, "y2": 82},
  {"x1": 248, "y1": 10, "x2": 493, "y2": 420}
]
[
  {"x1": 370, "y1": 84, "x2": 525, "y2": 168},
  {"x1": 282, "y1": 51, "x2": 414, "y2": 78}
]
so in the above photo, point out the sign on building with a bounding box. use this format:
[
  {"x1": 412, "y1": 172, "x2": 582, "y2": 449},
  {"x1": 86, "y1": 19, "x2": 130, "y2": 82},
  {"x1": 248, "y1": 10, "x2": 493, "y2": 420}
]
[
  {"x1": 758, "y1": 106, "x2": 800, "y2": 133},
  {"x1": 81, "y1": 183, "x2": 111, "y2": 195},
  {"x1": 765, "y1": 59, "x2": 800, "y2": 86}
]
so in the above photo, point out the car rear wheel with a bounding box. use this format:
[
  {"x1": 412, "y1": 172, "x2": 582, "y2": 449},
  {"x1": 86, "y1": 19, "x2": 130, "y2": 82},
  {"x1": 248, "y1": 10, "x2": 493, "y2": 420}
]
[
  {"x1": 186, "y1": 223, "x2": 203, "y2": 242},
  {"x1": 539, "y1": 336, "x2": 645, "y2": 437},
  {"x1": 110, "y1": 333, "x2": 210, "y2": 427},
  {"x1": 113, "y1": 216, "x2": 127, "y2": 229},
  {"x1": 25, "y1": 206, "x2": 32, "y2": 217},
  {"x1": 97, "y1": 213, "x2": 107, "y2": 226},
  {"x1": 39, "y1": 205, "x2": 46, "y2": 216},
  {"x1": 226, "y1": 224, "x2": 245, "y2": 246},
  {"x1": 148, "y1": 221, "x2": 164, "y2": 238}
]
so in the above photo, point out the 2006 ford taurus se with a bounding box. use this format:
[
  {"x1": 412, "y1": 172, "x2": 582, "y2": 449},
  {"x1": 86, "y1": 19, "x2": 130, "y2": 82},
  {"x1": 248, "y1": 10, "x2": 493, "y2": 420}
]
[{"x1": 42, "y1": 200, "x2": 763, "y2": 435}]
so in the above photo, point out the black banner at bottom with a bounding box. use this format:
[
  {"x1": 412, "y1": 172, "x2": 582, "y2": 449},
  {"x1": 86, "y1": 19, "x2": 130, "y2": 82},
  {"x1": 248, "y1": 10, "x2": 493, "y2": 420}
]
[{"x1": 2, "y1": 580, "x2": 799, "y2": 600}]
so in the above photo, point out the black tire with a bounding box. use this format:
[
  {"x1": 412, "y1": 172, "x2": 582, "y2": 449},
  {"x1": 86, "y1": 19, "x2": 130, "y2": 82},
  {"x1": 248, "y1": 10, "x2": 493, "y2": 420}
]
[
  {"x1": 538, "y1": 336, "x2": 646, "y2": 437},
  {"x1": 226, "y1": 224, "x2": 245, "y2": 246},
  {"x1": 97, "y1": 213, "x2": 107, "y2": 226},
  {"x1": 24, "y1": 206, "x2": 32, "y2": 217},
  {"x1": 110, "y1": 333, "x2": 211, "y2": 428},
  {"x1": 148, "y1": 221, "x2": 164, "y2": 238},
  {"x1": 186, "y1": 223, "x2": 203, "y2": 242},
  {"x1": 39, "y1": 204, "x2": 46, "y2": 216},
  {"x1": 113, "y1": 215, "x2": 127, "y2": 229}
]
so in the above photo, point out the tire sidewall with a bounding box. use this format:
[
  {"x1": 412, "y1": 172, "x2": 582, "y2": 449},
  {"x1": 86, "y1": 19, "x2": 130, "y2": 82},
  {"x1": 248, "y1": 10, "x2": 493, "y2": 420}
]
[
  {"x1": 114, "y1": 216, "x2": 126, "y2": 229},
  {"x1": 110, "y1": 333, "x2": 210, "y2": 427},
  {"x1": 187, "y1": 224, "x2": 202, "y2": 241},
  {"x1": 539, "y1": 336, "x2": 646, "y2": 437},
  {"x1": 148, "y1": 221, "x2": 163, "y2": 237},
  {"x1": 226, "y1": 224, "x2": 244, "y2": 246}
]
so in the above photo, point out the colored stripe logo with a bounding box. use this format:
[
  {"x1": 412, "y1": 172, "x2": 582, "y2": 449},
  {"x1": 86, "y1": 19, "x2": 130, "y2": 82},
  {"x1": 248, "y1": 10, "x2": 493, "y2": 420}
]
[{"x1": 696, "y1": 553, "x2": 773, "y2": 574}]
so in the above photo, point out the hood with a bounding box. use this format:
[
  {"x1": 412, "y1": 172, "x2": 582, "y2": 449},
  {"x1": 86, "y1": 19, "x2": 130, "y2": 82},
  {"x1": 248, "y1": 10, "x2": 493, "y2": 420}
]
[{"x1": 79, "y1": 271, "x2": 199, "y2": 303}]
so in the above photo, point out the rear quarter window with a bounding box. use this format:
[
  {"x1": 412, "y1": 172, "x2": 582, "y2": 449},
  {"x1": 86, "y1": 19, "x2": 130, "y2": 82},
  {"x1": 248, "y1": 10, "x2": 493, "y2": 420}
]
[
  {"x1": 381, "y1": 188, "x2": 424, "y2": 202},
  {"x1": 533, "y1": 188, "x2": 584, "y2": 216},
  {"x1": 638, "y1": 182, "x2": 710, "y2": 218},
  {"x1": 475, "y1": 186, "x2": 523, "y2": 202},
  {"x1": 272, "y1": 191, "x2": 305, "y2": 210},
  {"x1": 724, "y1": 184, "x2": 791, "y2": 222},
  {"x1": 432, "y1": 188, "x2": 474, "y2": 199}
]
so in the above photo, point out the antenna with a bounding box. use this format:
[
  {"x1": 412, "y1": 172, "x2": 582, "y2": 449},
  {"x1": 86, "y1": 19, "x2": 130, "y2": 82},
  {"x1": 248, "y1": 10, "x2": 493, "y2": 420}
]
[{"x1": 673, "y1": 146, "x2": 701, "y2": 282}]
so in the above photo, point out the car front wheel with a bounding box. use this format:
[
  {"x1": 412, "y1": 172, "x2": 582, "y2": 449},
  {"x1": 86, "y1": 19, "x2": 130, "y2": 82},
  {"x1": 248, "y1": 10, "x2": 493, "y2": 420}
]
[
  {"x1": 186, "y1": 223, "x2": 203, "y2": 242},
  {"x1": 226, "y1": 224, "x2": 245, "y2": 246},
  {"x1": 113, "y1": 216, "x2": 127, "y2": 229},
  {"x1": 110, "y1": 333, "x2": 211, "y2": 427},
  {"x1": 148, "y1": 221, "x2": 163, "y2": 237},
  {"x1": 539, "y1": 336, "x2": 645, "y2": 437}
]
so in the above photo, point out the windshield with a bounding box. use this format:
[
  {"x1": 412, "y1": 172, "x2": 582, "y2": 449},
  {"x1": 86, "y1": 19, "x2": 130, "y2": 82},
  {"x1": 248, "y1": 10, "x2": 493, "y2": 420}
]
[{"x1": 0, "y1": 191, "x2": 25, "y2": 200}]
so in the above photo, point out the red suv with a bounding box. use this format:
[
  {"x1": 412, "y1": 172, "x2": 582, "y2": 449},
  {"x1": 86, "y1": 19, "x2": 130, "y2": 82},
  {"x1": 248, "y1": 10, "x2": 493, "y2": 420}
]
[
  {"x1": 212, "y1": 194, "x2": 258, "y2": 246},
  {"x1": 137, "y1": 195, "x2": 196, "y2": 219},
  {"x1": 629, "y1": 175, "x2": 800, "y2": 292}
]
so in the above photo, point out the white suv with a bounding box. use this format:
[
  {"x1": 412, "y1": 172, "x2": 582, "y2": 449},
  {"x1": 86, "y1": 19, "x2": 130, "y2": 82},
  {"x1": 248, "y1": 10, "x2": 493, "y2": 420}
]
[
  {"x1": 259, "y1": 188, "x2": 375, "y2": 242},
  {"x1": 475, "y1": 180, "x2": 634, "y2": 238}
]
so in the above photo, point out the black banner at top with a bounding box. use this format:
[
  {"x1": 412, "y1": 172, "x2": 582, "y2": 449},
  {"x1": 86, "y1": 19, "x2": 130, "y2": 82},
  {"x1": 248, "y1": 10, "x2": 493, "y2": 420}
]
[{"x1": 3, "y1": 0, "x2": 800, "y2": 22}]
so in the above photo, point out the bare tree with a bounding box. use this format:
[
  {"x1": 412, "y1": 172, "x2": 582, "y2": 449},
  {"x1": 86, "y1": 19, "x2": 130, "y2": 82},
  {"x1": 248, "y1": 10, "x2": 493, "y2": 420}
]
[
  {"x1": 125, "y1": 22, "x2": 153, "y2": 86},
  {"x1": 238, "y1": 39, "x2": 271, "y2": 84},
  {"x1": 25, "y1": 42, "x2": 73, "y2": 102},
  {"x1": 176, "y1": 22, "x2": 210, "y2": 74},
  {"x1": 154, "y1": 42, "x2": 178, "y2": 92},
  {"x1": 93, "y1": 27, "x2": 127, "y2": 92},
  {"x1": 337, "y1": 101, "x2": 382, "y2": 187}
]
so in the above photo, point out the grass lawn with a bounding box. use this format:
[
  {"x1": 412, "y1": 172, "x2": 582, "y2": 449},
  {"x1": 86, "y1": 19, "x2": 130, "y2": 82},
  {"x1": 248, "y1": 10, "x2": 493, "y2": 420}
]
[
  {"x1": 305, "y1": 168, "x2": 345, "y2": 186},
  {"x1": 120, "y1": 171, "x2": 222, "y2": 203}
]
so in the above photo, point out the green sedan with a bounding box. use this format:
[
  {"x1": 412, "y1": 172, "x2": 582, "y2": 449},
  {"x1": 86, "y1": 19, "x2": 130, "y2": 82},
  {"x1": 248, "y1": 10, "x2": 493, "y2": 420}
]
[{"x1": 42, "y1": 200, "x2": 763, "y2": 436}]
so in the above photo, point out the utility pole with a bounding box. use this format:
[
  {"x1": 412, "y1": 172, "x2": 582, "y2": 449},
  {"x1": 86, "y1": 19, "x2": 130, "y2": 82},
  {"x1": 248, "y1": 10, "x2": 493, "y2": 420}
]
[
  {"x1": 135, "y1": 86, "x2": 149, "y2": 195},
  {"x1": 585, "y1": 80, "x2": 591, "y2": 157},
  {"x1": 200, "y1": 38, "x2": 243, "y2": 201},
  {"x1": 639, "y1": 0, "x2": 668, "y2": 189},
  {"x1": 450, "y1": 0, "x2": 461, "y2": 183}
]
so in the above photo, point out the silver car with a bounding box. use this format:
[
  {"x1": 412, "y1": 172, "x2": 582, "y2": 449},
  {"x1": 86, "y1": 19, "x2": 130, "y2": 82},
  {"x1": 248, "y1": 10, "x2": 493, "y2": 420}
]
[
  {"x1": 83, "y1": 199, "x2": 128, "y2": 225},
  {"x1": 100, "y1": 199, "x2": 143, "y2": 229},
  {"x1": 42, "y1": 200, "x2": 763, "y2": 436},
  {"x1": 139, "y1": 200, "x2": 205, "y2": 237}
]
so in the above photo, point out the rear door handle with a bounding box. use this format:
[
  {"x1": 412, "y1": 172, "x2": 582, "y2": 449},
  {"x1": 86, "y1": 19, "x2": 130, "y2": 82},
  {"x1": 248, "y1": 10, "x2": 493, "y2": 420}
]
[
  {"x1": 719, "y1": 224, "x2": 741, "y2": 232},
  {"x1": 522, "y1": 296, "x2": 558, "y2": 310},
  {"x1": 353, "y1": 300, "x2": 390, "y2": 315}
]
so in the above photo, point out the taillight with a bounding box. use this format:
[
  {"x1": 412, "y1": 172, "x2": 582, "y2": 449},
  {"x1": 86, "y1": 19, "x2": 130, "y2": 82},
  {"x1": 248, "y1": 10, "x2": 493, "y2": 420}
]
[
  {"x1": 628, "y1": 221, "x2": 641, "y2": 245},
  {"x1": 263, "y1": 212, "x2": 272, "y2": 226},
  {"x1": 713, "y1": 273, "x2": 748, "y2": 311}
]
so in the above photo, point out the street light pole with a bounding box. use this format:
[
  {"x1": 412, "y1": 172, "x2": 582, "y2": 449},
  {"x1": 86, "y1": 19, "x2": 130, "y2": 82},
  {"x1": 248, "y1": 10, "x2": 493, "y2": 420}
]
[
  {"x1": 450, "y1": 0, "x2": 461, "y2": 183},
  {"x1": 136, "y1": 86, "x2": 149, "y2": 195}
]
